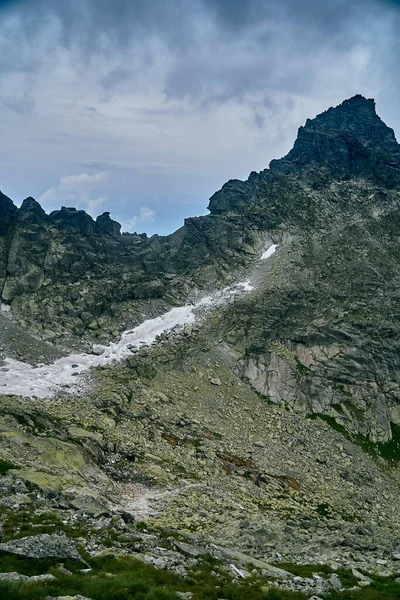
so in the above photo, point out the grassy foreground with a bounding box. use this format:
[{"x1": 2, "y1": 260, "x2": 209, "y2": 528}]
[{"x1": 0, "y1": 554, "x2": 400, "y2": 600}]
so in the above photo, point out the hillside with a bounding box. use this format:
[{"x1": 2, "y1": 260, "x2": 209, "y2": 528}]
[{"x1": 1, "y1": 95, "x2": 400, "y2": 599}]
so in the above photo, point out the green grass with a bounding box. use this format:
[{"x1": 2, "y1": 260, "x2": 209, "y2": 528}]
[
  {"x1": 307, "y1": 412, "x2": 349, "y2": 436},
  {"x1": 316, "y1": 502, "x2": 333, "y2": 518},
  {"x1": 0, "y1": 553, "x2": 399, "y2": 599},
  {"x1": 373, "y1": 423, "x2": 400, "y2": 463},
  {"x1": 0, "y1": 554, "x2": 83, "y2": 576},
  {"x1": 326, "y1": 573, "x2": 400, "y2": 599},
  {"x1": 274, "y1": 563, "x2": 358, "y2": 587},
  {"x1": 307, "y1": 414, "x2": 400, "y2": 464},
  {"x1": 350, "y1": 423, "x2": 400, "y2": 465},
  {"x1": 0, "y1": 554, "x2": 308, "y2": 600},
  {"x1": 0, "y1": 460, "x2": 19, "y2": 475},
  {"x1": 294, "y1": 357, "x2": 310, "y2": 375},
  {"x1": 0, "y1": 508, "x2": 90, "y2": 542}
]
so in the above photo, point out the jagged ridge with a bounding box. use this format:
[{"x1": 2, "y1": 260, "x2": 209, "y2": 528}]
[{"x1": 1, "y1": 95, "x2": 400, "y2": 338}]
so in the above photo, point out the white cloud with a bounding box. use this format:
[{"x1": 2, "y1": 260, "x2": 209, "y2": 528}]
[
  {"x1": 139, "y1": 206, "x2": 155, "y2": 221},
  {"x1": 122, "y1": 206, "x2": 156, "y2": 232},
  {"x1": 60, "y1": 172, "x2": 108, "y2": 188},
  {"x1": 39, "y1": 172, "x2": 109, "y2": 217},
  {"x1": 123, "y1": 216, "x2": 138, "y2": 230}
]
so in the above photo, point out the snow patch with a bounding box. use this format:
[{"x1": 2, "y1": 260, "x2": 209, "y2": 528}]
[
  {"x1": 261, "y1": 244, "x2": 277, "y2": 260},
  {"x1": 0, "y1": 278, "x2": 255, "y2": 399},
  {"x1": 235, "y1": 280, "x2": 254, "y2": 292}
]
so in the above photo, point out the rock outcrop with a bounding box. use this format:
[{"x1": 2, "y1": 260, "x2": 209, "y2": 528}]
[{"x1": 0, "y1": 533, "x2": 85, "y2": 563}]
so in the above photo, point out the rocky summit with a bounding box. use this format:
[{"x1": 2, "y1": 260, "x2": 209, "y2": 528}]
[{"x1": 1, "y1": 95, "x2": 400, "y2": 600}]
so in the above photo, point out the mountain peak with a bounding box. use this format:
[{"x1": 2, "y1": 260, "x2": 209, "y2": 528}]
[
  {"x1": 19, "y1": 197, "x2": 47, "y2": 219},
  {"x1": 269, "y1": 95, "x2": 400, "y2": 184},
  {"x1": 208, "y1": 95, "x2": 400, "y2": 215},
  {"x1": 0, "y1": 190, "x2": 16, "y2": 235},
  {"x1": 299, "y1": 95, "x2": 381, "y2": 138}
]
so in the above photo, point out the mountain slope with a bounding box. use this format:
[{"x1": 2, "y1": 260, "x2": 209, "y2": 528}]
[
  {"x1": 1, "y1": 95, "x2": 400, "y2": 598},
  {"x1": 3, "y1": 94, "x2": 398, "y2": 440},
  {"x1": 2, "y1": 97, "x2": 399, "y2": 341}
]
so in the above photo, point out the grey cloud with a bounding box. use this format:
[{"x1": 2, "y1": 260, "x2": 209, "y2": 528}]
[
  {"x1": 101, "y1": 68, "x2": 137, "y2": 90},
  {"x1": 1, "y1": 0, "x2": 399, "y2": 107},
  {"x1": 5, "y1": 0, "x2": 194, "y2": 50},
  {"x1": 252, "y1": 109, "x2": 266, "y2": 130},
  {"x1": 78, "y1": 159, "x2": 191, "y2": 174},
  {"x1": 1, "y1": 93, "x2": 34, "y2": 114},
  {"x1": 0, "y1": 0, "x2": 399, "y2": 235},
  {"x1": 162, "y1": 0, "x2": 395, "y2": 104}
]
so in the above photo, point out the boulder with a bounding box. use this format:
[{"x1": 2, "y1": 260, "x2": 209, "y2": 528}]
[
  {"x1": 0, "y1": 533, "x2": 86, "y2": 564},
  {"x1": 0, "y1": 572, "x2": 55, "y2": 583}
]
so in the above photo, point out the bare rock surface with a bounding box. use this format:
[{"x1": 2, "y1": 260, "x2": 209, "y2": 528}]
[{"x1": 0, "y1": 533, "x2": 85, "y2": 563}]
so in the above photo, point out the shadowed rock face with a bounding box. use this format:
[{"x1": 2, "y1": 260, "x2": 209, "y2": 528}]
[
  {"x1": 0, "y1": 191, "x2": 17, "y2": 235},
  {"x1": 208, "y1": 95, "x2": 400, "y2": 215},
  {"x1": 0, "y1": 191, "x2": 18, "y2": 298},
  {"x1": 96, "y1": 211, "x2": 121, "y2": 236},
  {"x1": 0, "y1": 202, "x2": 266, "y2": 336},
  {"x1": 270, "y1": 95, "x2": 400, "y2": 184}
]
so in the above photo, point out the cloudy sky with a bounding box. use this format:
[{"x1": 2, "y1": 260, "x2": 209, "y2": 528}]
[{"x1": 0, "y1": 0, "x2": 399, "y2": 235}]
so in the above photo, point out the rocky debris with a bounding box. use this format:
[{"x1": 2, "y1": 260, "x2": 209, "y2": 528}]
[
  {"x1": 133, "y1": 541, "x2": 200, "y2": 578},
  {"x1": 172, "y1": 540, "x2": 205, "y2": 557},
  {"x1": 208, "y1": 545, "x2": 291, "y2": 579},
  {"x1": 351, "y1": 567, "x2": 372, "y2": 586},
  {"x1": 270, "y1": 572, "x2": 343, "y2": 596},
  {"x1": 0, "y1": 533, "x2": 86, "y2": 564},
  {"x1": 1, "y1": 352, "x2": 400, "y2": 578},
  {"x1": 46, "y1": 597, "x2": 94, "y2": 600},
  {"x1": 0, "y1": 572, "x2": 55, "y2": 583},
  {"x1": 329, "y1": 573, "x2": 342, "y2": 590}
]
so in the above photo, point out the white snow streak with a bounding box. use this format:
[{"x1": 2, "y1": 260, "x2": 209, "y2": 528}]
[
  {"x1": 261, "y1": 244, "x2": 277, "y2": 260},
  {"x1": 235, "y1": 280, "x2": 254, "y2": 292},
  {"x1": 0, "y1": 279, "x2": 255, "y2": 399}
]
